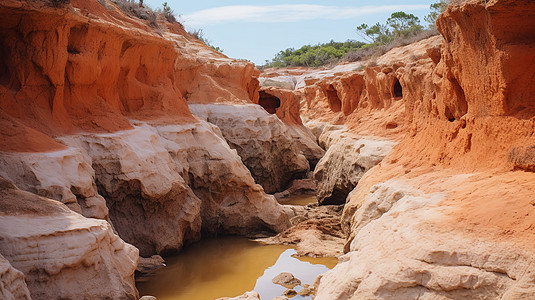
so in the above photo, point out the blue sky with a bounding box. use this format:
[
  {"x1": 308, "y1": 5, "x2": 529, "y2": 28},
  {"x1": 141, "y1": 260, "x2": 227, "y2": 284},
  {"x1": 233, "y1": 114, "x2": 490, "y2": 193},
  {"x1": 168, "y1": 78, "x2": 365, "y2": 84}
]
[{"x1": 144, "y1": 1, "x2": 436, "y2": 65}]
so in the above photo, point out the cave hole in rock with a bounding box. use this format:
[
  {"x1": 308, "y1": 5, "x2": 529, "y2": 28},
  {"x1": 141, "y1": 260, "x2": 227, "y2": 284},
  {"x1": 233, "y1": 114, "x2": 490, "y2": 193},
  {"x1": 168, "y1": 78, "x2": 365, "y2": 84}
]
[
  {"x1": 445, "y1": 106, "x2": 456, "y2": 122},
  {"x1": 450, "y1": 76, "x2": 468, "y2": 117},
  {"x1": 326, "y1": 84, "x2": 341, "y2": 112},
  {"x1": 0, "y1": 32, "x2": 11, "y2": 87},
  {"x1": 393, "y1": 78, "x2": 403, "y2": 98},
  {"x1": 258, "y1": 91, "x2": 281, "y2": 114}
]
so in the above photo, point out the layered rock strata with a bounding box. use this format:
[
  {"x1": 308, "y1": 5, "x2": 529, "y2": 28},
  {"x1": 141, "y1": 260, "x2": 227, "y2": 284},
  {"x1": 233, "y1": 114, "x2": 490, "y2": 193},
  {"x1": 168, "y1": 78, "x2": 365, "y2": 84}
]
[
  {"x1": 0, "y1": 177, "x2": 138, "y2": 299},
  {"x1": 0, "y1": 253, "x2": 31, "y2": 300}
]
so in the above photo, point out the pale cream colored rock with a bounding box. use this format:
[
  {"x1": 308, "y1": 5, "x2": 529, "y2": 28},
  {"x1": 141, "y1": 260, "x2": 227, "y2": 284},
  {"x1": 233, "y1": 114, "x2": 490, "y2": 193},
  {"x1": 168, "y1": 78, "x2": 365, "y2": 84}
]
[
  {"x1": 62, "y1": 127, "x2": 202, "y2": 256},
  {"x1": 216, "y1": 290, "x2": 261, "y2": 300},
  {"x1": 0, "y1": 148, "x2": 108, "y2": 220},
  {"x1": 145, "y1": 119, "x2": 291, "y2": 234},
  {"x1": 0, "y1": 253, "x2": 31, "y2": 300},
  {"x1": 315, "y1": 180, "x2": 535, "y2": 299},
  {"x1": 259, "y1": 76, "x2": 297, "y2": 90},
  {"x1": 259, "y1": 205, "x2": 344, "y2": 257},
  {"x1": 286, "y1": 124, "x2": 325, "y2": 169},
  {"x1": 314, "y1": 129, "x2": 394, "y2": 205},
  {"x1": 272, "y1": 272, "x2": 301, "y2": 288},
  {"x1": 190, "y1": 103, "x2": 309, "y2": 194},
  {"x1": 0, "y1": 178, "x2": 138, "y2": 300}
]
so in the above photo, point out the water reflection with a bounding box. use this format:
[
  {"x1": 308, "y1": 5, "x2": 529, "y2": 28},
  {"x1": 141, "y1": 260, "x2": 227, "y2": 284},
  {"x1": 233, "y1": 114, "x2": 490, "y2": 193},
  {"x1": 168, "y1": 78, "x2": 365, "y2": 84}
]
[
  {"x1": 137, "y1": 237, "x2": 336, "y2": 300},
  {"x1": 254, "y1": 249, "x2": 336, "y2": 300}
]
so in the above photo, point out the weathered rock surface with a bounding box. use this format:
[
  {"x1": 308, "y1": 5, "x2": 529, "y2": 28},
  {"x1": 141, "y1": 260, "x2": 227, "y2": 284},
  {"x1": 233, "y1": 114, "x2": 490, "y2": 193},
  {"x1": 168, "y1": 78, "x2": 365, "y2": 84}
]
[
  {"x1": 259, "y1": 76, "x2": 297, "y2": 90},
  {"x1": 316, "y1": 174, "x2": 535, "y2": 299},
  {"x1": 257, "y1": 87, "x2": 325, "y2": 169},
  {"x1": 0, "y1": 148, "x2": 109, "y2": 220},
  {"x1": 59, "y1": 120, "x2": 291, "y2": 256},
  {"x1": 148, "y1": 120, "x2": 291, "y2": 235},
  {"x1": 272, "y1": 272, "x2": 301, "y2": 288},
  {"x1": 62, "y1": 127, "x2": 202, "y2": 257},
  {"x1": 0, "y1": 177, "x2": 138, "y2": 299},
  {"x1": 273, "y1": 179, "x2": 315, "y2": 199},
  {"x1": 190, "y1": 103, "x2": 309, "y2": 193},
  {"x1": 314, "y1": 127, "x2": 394, "y2": 205},
  {"x1": 0, "y1": 253, "x2": 31, "y2": 300},
  {"x1": 216, "y1": 290, "x2": 261, "y2": 300},
  {"x1": 259, "y1": 204, "x2": 344, "y2": 258}
]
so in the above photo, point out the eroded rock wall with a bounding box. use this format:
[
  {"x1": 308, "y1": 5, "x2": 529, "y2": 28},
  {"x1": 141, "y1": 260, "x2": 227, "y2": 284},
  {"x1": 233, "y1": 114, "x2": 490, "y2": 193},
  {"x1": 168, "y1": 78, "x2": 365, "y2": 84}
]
[
  {"x1": 0, "y1": 0, "x2": 292, "y2": 296},
  {"x1": 0, "y1": 178, "x2": 138, "y2": 300},
  {"x1": 190, "y1": 103, "x2": 310, "y2": 194},
  {"x1": 279, "y1": 0, "x2": 535, "y2": 298}
]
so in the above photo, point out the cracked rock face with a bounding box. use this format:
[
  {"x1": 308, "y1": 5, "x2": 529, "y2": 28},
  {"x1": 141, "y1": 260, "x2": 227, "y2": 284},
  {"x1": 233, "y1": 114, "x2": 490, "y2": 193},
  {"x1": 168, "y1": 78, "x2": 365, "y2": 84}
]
[
  {"x1": 0, "y1": 178, "x2": 138, "y2": 300},
  {"x1": 314, "y1": 128, "x2": 394, "y2": 205},
  {"x1": 190, "y1": 103, "x2": 310, "y2": 194}
]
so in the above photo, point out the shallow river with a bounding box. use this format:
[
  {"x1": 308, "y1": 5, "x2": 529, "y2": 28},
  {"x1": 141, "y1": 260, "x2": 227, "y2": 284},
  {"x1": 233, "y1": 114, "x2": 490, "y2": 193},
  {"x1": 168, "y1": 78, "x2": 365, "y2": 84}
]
[{"x1": 137, "y1": 194, "x2": 336, "y2": 300}]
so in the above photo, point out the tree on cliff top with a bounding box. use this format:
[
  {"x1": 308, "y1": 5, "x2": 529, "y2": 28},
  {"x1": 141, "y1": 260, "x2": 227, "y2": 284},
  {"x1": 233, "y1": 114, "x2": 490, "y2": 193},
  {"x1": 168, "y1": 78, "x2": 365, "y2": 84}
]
[
  {"x1": 356, "y1": 11, "x2": 423, "y2": 45},
  {"x1": 425, "y1": 0, "x2": 450, "y2": 30}
]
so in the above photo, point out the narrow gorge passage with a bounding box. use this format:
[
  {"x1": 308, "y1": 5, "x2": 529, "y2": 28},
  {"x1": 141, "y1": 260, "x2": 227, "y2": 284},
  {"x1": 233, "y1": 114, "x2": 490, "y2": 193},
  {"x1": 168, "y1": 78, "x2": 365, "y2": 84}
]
[{"x1": 2, "y1": 0, "x2": 535, "y2": 299}]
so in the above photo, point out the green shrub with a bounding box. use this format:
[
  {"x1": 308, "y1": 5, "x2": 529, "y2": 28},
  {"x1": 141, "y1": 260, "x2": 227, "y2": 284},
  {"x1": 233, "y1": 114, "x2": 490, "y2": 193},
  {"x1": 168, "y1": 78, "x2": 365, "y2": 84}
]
[
  {"x1": 188, "y1": 29, "x2": 224, "y2": 53},
  {"x1": 162, "y1": 2, "x2": 177, "y2": 23},
  {"x1": 264, "y1": 40, "x2": 366, "y2": 68},
  {"x1": 112, "y1": 0, "x2": 158, "y2": 27}
]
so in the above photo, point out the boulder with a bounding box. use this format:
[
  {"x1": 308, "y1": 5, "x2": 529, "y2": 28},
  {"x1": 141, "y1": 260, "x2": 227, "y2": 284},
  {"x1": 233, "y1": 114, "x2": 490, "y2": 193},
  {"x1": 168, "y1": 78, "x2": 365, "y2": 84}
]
[
  {"x1": 148, "y1": 120, "x2": 291, "y2": 234},
  {"x1": 272, "y1": 272, "x2": 301, "y2": 288}
]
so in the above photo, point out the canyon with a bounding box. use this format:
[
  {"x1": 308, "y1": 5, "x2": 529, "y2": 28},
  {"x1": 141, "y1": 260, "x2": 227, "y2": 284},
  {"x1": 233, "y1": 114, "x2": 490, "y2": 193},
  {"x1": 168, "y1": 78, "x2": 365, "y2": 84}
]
[{"x1": 1, "y1": 0, "x2": 535, "y2": 299}]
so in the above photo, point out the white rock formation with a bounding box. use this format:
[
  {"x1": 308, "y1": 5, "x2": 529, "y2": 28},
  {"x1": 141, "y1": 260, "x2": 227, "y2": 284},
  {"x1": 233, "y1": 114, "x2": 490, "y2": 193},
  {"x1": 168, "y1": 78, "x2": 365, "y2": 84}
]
[
  {"x1": 143, "y1": 119, "x2": 291, "y2": 234},
  {"x1": 62, "y1": 127, "x2": 202, "y2": 257},
  {"x1": 0, "y1": 148, "x2": 108, "y2": 220},
  {"x1": 286, "y1": 124, "x2": 325, "y2": 169},
  {"x1": 314, "y1": 127, "x2": 394, "y2": 205},
  {"x1": 0, "y1": 178, "x2": 138, "y2": 300},
  {"x1": 0, "y1": 253, "x2": 31, "y2": 300},
  {"x1": 315, "y1": 179, "x2": 535, "y2": 299},
  {"x1": 259, "y1": 76, "x2": 297, "y2": 90},
  {"x1": 190, "y1": 103, "x2": 310, "y2": 194}
]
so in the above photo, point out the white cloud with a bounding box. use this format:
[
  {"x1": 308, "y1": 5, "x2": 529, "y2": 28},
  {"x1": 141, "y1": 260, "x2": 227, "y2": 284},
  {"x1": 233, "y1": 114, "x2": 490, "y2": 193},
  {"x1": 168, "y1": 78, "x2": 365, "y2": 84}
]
[{"x1": 182, "y1": 4, "x2": 430, "y2": 26}]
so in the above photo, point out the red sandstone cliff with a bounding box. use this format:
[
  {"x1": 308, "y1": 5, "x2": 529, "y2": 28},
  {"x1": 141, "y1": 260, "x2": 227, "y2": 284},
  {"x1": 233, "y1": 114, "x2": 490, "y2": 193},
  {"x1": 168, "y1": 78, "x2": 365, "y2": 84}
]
[
  {"x1": 0, "y1": 1, "x2": 300, "y2": 299},
  {"x1": 258, "y1": 0, "x2": 535, "y2": 298}
]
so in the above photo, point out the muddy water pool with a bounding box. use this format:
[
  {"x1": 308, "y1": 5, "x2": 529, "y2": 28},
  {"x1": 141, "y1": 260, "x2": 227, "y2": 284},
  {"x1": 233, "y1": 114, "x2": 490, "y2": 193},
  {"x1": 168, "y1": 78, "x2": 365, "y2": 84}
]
[
  {"x1": 137, "y1": 237, "x2": 337, "y2": 299},
  {"x1": 137, "y1": 194, "x2": 335, "y2": 300}
]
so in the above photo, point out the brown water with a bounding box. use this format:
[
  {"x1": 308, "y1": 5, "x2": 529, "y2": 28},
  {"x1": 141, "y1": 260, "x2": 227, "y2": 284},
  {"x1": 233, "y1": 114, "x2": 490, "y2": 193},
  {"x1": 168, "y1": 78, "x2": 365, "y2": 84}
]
[
  {"x1": 137, "y1": 237, "x2": 337, "y2": 300},
  {"x1": 278, "y1": 194, "x2": 318, "y2": 206}
]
